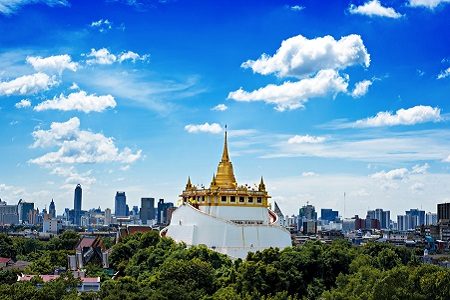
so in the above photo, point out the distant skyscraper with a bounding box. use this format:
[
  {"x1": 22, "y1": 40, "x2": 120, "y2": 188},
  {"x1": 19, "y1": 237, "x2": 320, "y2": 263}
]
[
  {"x1": 437, "y1": 203, "x2": 450, "y2": 223},
  {"x1": 104, "y1": 208, "x2": 112, "y2": 226},
  {"x1": 140, "y1": 197, "x2": 155, "y2": 225},
  {"x1": 157, "y1": 199, "x2": 173, "y2": 224},
  {"x1": 115, "y1": 192, "x2": 127, "y2": 217},
  {"x1": 426, "y1": 212, "x2": 438, "y2": 225},
  {"x1": 405, "y1": 209, "x2": 425, "y2": 227},
  {"x1": 18, "y1": 200, "x2": 34, "y2": 224},
  {"x1": 49, "y1": 199, "x2": 56, "y2": 219},
  {"x1": 321, "y1": 209, "x2": 339, "y2": 223},
  {"x1": 74, "y1": 184, "x2": 82, "y2": 226},
  {"x1": 367, "y1": 208, "x2": 390, "y2": 229}
]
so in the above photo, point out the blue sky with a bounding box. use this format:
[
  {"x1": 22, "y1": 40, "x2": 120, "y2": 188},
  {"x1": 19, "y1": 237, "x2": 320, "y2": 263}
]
[{"x1": 1, "y1": 0, "x2": 450, "y2": 218}]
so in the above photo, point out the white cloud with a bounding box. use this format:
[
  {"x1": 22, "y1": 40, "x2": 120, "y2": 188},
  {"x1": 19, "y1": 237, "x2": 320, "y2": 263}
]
[
  {"x1": 443, "y1": 155, "x2": 450, "y2": 162},
  {"x1": 228, "y1": 69, "x2": 349, "y2": 111},
  {"x1": 410, "y1": 182, "x2": 425, "y2": 192},
  {"x1": 29, "y1": 117, "x2": 142, "y2": 165},
  {"x1": 26, "y1": 54, "x2": 78, "y2": 74},
  {"x1": 69, "y1": 82, "x2": 79, "y2": 90},
  {"x1": 34, "y1": 90, "x2": 116, "y2": 113},
  {"x1": 241, "y1": 34, "x2": 370, "y2": 78},
  {"x1": 354, "y1": 105, "x2": 441, "y2": 127},
  {"x1": 288, "y1": 135, "x2": 326, "y2": 144},
  {"x1": 85, "y1": 48, "x2": 149, "y2": 65},
  {"x1": 0, "y1": 72, "x2": 58, "y2": 96},
  {"x1": 15, "y1": 99, "x2": 31, "y2": 109},
  {"x1": 85, "y1": 48, "x2": 117, "y2": 65},
  {"x1": 0, "y1": 0, "x2": 68, "y2": 15},
  {"x1": 90, "y1": 19, "x2": 112, "y2": 32},
  {"x1": 408, "y1": 0, "x2": 450, "y2": 9},
  {"x1": 371, "y1": 168, "x2": 409, "y2": 180},
  {"x1": 184, "y1": 123, "x2": 223, "y2": 134},
  {"x1": 51, "y1": 166, "x2": 96, "y2": 188},
  {"x1": 351, "y1": 79, "x2": 373, "y2": 98},
  {"x1": 437, "y1": 67, "x2": 450, "y2": 79},
  {"x1": 118, "y1": 51, "x2": 149, "y2": 63},
  {"x1": 411, "y1": 163, "x2": 429, "y2": 174},
  {"x1": 349, "y1": 0, "x2": 403, "y2": 18},
  {"x1": 290, "y1": 5, "x2": 304, "y2": 11},
  {"x1": 302, "y1": 171, "x2": 317, "y2": 177},
  {"x1": 212, "y1": 103, "x2": 228, "y2": 111}
]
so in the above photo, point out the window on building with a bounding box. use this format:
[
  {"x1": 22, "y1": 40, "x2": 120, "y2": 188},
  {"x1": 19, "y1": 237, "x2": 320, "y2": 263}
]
[
  {"x1": 239, "y1": 196, "x2": 244, "y2": 202},
  {"x1": 221, "y1": 196, "x2": 227, "y2": 202},
  {"x1": 248, "y1": 197, "x2": 253, "y2": 203},
  {"x1": 230, "y1": 196, "x2": 236, "y2": 202},
  {"x1": 257, "y1": 197, "x2": 262, "y2": 203}
]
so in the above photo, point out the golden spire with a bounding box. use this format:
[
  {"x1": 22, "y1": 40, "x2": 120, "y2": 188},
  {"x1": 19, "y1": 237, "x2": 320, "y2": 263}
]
[
  {"x1": 210, "y1": 173, "x2": 217, "y2": 188},
  {"x1": 185, "y1": 176, "x2": 193, "y2": 190},
  {"x1": 215, "y1": 125, "x2": 237, "y2": 189},
  {"x1": 259, "y1": 176, "x2": 266, "y2": 191}
]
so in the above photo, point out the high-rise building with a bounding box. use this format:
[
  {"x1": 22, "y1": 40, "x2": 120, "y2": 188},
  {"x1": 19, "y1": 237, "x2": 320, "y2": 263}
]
[
  {"x1": 140, "y1": 197, "x2": 155, "y2": 225},
  {"x1": 321, "y1": 209, "x2": 339, "y2": 223},
  {"x1": 18, "y1": 200, "x2": 34, "y2": 224},
  {"x1": 49, "y1": 199, "x2": 56, "y2": 219},
  {"x1": 104, "y1": 208, "x2": 112, "y2": 226},
  {"x1": 157, "y1": 198, "x2": 173, "y2": 225},
  {"x1": 426, "y1": 212, "x2": 438, "y2": 225},
  {"x1": 0, "y1": 200, "x2": 19, "y2": 225},
  {"x1": 298, "y1": 204, "x2": 317, "y2": 231},
  {"x1": 115, "y1": 192, "x2": 127, "y2": 217},
  {"x1": 74, "y1": 184, "x2": 82, "y2": 225},
  {"x1": 367, "y1": 209, "x2": 390, "y2": 229},
  {"x1": 406, "y1": 209, "x2": 425, "y2": 227},
  {"x1": 437, "y1": 203, "x2": 450, "y2": 223}
]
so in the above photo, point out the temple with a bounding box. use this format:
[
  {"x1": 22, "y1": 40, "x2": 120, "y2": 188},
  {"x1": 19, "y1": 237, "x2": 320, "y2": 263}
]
[{"x1": 161, "y1": 128, "x2": 292, "y2": 259}]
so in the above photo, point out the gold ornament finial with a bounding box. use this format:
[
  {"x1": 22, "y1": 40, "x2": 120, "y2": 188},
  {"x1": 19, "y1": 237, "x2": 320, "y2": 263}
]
[{"x1": 215, "y1": 126, "x2": 237, "y2": 189}]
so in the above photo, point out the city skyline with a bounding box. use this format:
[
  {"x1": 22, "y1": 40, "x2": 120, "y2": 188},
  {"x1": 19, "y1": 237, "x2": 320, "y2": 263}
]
[{"x1": 1, "y1": 0, "x2": 450, "y2": 217}]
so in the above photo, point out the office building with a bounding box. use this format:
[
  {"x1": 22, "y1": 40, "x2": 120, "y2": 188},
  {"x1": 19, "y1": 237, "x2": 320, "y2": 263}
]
[
  {"x1": 115, "y1": 192, "x2": 127, "y2": 217},
  {"x1": 74, "y1": 184, "x2": 82, "y2": 226},
  {"x1": 0, "y1": 200, "x2": 19, "y2": 225},
  {"x1": 140, "y1": 197, "x2": 155, "y2": 225},
  {"x1": 321, "y1": 209, "x2": 339, "y2": 223},
  {"x1": 438, "y1": 203, "x2": 450, "y2": 222},
  {"x1": 104, "y1": 208, "x2": 112, "y2": 226},
  {"x1": 405, "y1": 209, "x2": 425, "y2": 227},
  {"x1": 367, "y1": 209, "x2": 390, "y2": 229},
  {"x1": 157, "y1": 199, "x2": 173, "y2": 225},
  {"x1": 18, "y1": 200, "x2": 34, "y2": 224},
  {"x1": 426, "y1": 212, "x2": 438, "y2": 225},
  {"x1": 49, "y1": 199, "x2": 56, "y2": 219}
]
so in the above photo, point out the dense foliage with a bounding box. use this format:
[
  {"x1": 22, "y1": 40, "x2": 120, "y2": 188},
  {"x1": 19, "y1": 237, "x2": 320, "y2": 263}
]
[{"x1": 1, "y1": 230, "x2": 450, "y2": 299}]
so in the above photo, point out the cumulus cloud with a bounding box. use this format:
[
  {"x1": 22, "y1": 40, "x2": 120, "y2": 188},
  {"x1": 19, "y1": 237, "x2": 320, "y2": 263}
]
[
  {"x1": 85, "y1": 48, "x2": 149, "y2": 65},
  {"x1": 437, "y1": 67, "x2": 450, "y2": 79},
  {"x1": 90, "y1": 19, "x2": 112, "y2": 32},
  {"x1": 288, "y1": 135, "x2": 326, "y2": 144},
  {"x1": 212, "y1": 104, "x2": 228, "y2": 111},
  {"x1": 349, "y1": 0, "x2": 403, "y2": 18},
  {"x1": 354, "y1": 105, "x2": 441, "y2": 127},
  {"x1": 34, "y1": 90, "x2": 116, "y2": 113},
  {"x1": 184, "y1": 123, "x2": 223, "y2": 134},
  {"x1": 228, "y1": 69, "x2": 349, "y2": 111},
  {"x1": 0, "y1": 72, "x2": 58, "y2": 96},
  {"x1": 29, "y1": 117, "x2": 142, "y2": 165},
  {"x1": 0, "y1": 0, "x2": 68, "y2": 15},
  {"x1": 15, "y1": 99, "x2": 31, "y2": 109},
  {"x1": 51, "y1": 166, "x2": 96, "y2": 188},
  {"x1": 411, "y1": 163, "x2": 430, "y2": 174},
  {"x1": 408, "y1": 0, "x2": 450, "y2": 9},
  {"x1": 241, "y1": 34, "x2": 370, "y2": 79},
  {"x1": 26, "y1": 54, "x2": 78, "y2": 74},
  {"x1": 351, "y1": 79, "x2": 373, "y2": 98},
  {"x1": 371, "y1": 168, "x2": 409, "y2": 180}
]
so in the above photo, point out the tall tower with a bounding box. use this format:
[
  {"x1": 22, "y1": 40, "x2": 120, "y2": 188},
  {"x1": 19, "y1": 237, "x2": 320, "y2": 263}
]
[
  {"x1": 49, "y1": 199, "x2": 56, "y2": 219},
  {"x1": 74, "y1": 184, "x2": 82, "y2": 225},
  {"x1": 115, "y1": 192, "x2": 127, "y2": 217}
]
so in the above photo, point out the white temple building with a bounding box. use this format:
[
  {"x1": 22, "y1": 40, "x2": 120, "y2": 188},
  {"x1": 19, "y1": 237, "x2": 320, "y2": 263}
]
[{"x1": 161, "y1": 129, "x2": 292, "y2": 259}]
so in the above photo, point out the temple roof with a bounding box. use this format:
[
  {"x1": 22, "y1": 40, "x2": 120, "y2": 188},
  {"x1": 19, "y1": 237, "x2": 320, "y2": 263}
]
[{"x1": 214, "y1": 128, "x2": 237, "y2": 189}]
